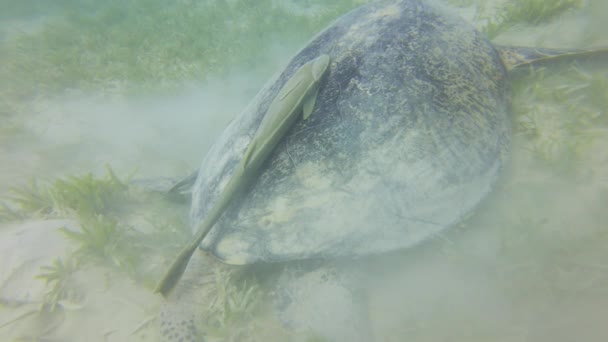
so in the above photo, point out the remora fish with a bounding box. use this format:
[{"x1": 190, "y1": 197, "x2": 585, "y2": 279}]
[{"x1": 155, "y1": 54, "x2": 331, "y2": 296}]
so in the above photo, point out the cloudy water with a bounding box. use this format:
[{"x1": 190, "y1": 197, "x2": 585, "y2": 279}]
[{"x1": 1, "y1": 0, "x2": 607, "y2": 341}]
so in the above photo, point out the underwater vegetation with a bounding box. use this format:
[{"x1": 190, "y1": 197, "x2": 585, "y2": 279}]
[
  {"x1": 447, "y1": 0, "x2": 585, "y2": 38},
  {"x1": 480, "y1": 0, "x2": 583, "y2": 38},
  {"x1": 0, "y1": 166, "x2": 192, "y2": 290},
  {"x1": 200, "y1": 268, "x2": 265, "y2": 341},
  {"x1": 0, "y1": 0, "x2": 607, "y2": 340},
  {"x1": 35, "y1": 257, "x2": 80, "y2": 312},
  {"x1": 0, "y1": 165, "x2": 127, "y2": 220},
  {"x1": 0, "y1": 0, "x2": 369, "y2": 122},
  {"x1": 0, "y1": 179, "x2": 50, "y2": 220},
  {"x1": 511, "y1": 64, "x2": 608, "y2": 172}
]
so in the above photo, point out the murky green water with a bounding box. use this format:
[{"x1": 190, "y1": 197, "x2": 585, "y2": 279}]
[{"x1": 1, "y1": 0, "x2": 607, "y2": 341}]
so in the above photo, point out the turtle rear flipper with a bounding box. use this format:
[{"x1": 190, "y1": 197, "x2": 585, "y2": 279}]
[
  {"x1": 168, "y1": 171, "x2": 198, "y2": 195},
  {"x1": 497, "y1": 45, "x2": 608, "y2": 71}
]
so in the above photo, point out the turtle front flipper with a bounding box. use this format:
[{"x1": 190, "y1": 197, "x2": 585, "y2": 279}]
[{"x1": 497, "y1": 45, "x2": 608, "y2": 71}]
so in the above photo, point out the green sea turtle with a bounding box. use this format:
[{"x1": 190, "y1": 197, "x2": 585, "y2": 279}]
[{"x1": 157, "y1": 0, "x2": 608, "y2": 341}]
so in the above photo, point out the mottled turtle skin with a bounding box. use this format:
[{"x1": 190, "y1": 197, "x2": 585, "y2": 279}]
[
  {"x1": 193, "y1": 0, "x2": 509, "y2": 265},
  {"x1": 162, "y1": 0, "x2": 511, "y2": 340}
]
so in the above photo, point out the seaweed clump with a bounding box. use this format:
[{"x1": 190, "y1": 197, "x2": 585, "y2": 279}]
[
  {"x1": 0, "y1": 165, "x2": 126, "y2": 220},
  {"x1": 481, "y1": 0, "x2": 583, "y2": 38},
  {"x1": 0, "y1": 165, "x2": 191, "y2": 287}
]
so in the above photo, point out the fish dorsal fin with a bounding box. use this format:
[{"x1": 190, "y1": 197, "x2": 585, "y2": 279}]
[
  {"x1": 241, "y1": 140, "x2": 257, "y2": 169},
  {"x1": 497, "y1": 45, "x2": 608, "y2": 71},
  {"x1": 302, "y1": 55, "x2": 329, "y2": 119},
  {"x1": 311, "y1": 54, "x2": 330, "y2": 80},
  {"x1": 302, "y1": 87, "x2": 320, "y2": 120}
]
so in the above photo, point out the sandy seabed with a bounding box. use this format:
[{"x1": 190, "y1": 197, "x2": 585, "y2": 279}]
[{"x1": 2, "y1": 1, "x2": 608, "y2": 341}]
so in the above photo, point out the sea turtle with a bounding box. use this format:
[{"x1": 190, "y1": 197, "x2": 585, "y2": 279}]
[{"x1": 156, "y1": 0, "x2": 608, "y2": 341}]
